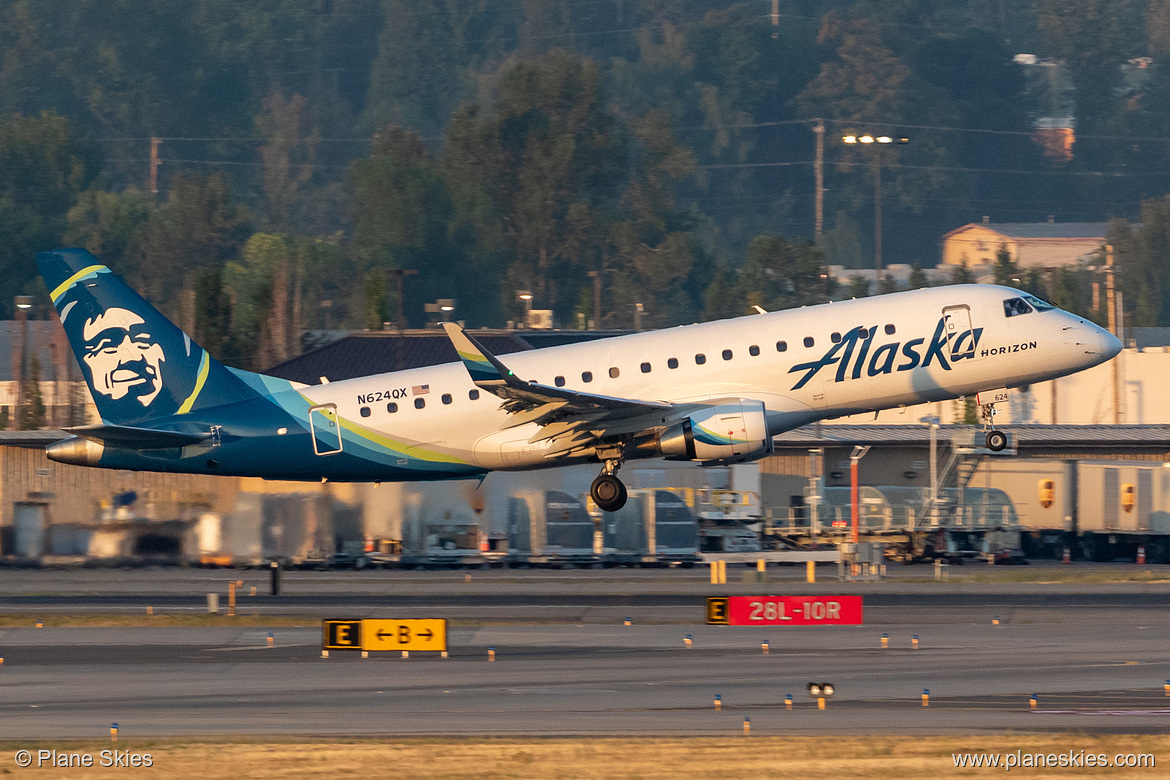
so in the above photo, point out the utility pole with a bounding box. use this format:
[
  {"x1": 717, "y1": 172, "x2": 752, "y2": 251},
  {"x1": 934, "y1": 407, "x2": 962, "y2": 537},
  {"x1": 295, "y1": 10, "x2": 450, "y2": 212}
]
[
  {"x1": 588, "y1": 270, "x2": 602, "y2": 330},
  {"x1": 1106, "y1": 244, "x2": 1119, "y2": 424},
  {"x1": 149, "y1": 137, "x2": 160, "y2": 196},
  {"x1": 873, "y1": 146, "x2": 883, "y2": 275},
  {"x1": 771, "y1": 0, "x2": 779, "y2": 37},
  {"x1": 813, "y1": 119, "x2": 824, "y2": 239}
]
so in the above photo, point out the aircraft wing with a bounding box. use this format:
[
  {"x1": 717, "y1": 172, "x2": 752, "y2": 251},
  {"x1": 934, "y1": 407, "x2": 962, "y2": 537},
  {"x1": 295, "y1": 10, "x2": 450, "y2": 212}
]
[{"x1": 443, "y1": 323, "x2": 673, "y2": 458}]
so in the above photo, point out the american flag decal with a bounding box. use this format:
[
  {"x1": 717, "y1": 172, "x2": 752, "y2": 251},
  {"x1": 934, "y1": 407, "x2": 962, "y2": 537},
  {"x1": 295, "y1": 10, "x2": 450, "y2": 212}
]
[{"x1": 412, "y1": 384, "x2": 430, "y2": 396}]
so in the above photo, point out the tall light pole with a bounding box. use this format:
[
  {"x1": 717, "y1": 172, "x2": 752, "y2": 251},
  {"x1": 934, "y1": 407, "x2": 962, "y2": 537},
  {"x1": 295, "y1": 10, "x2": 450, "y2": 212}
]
[
  {"x1": 516, "y1": 290, "x2": 533, "y2": 329},
  {"x1": 14, "y1": 295, "x2": 32, "y2": 430},
  {"x1": 813, "y1": 119, "x2": 824, "y2": 240},
  {"x1": 842, "y1": 133, "x2": 909, "y2": 276}
]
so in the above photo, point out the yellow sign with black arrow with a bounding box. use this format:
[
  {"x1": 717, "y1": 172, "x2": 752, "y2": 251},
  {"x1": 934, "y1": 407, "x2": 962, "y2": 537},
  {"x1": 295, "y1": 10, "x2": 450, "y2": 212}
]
[
  {"x1": 362, "y1": 619, "x2": 446, "y2": 652},
  {"x1": 321, "y1": 619, "x2": 447, "y2": 652}
]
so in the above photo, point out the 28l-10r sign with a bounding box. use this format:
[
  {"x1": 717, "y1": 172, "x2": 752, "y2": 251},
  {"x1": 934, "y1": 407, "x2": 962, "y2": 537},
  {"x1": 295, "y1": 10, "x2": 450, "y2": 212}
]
[{"x1": 707, "y1": 596, "x2": 863, "y2": 625}]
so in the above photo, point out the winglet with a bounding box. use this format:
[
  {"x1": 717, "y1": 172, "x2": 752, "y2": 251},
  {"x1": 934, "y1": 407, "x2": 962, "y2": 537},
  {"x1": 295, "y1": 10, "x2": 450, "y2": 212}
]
[{"x1": 442, "y1": 322, "x2": 521, "y2": 387}]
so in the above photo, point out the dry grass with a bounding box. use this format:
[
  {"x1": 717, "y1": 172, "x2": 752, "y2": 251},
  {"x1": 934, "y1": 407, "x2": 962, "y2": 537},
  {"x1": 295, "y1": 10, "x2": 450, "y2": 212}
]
[{"x1": 2, "y1": 735, "x2": 1167, "y2": 778}]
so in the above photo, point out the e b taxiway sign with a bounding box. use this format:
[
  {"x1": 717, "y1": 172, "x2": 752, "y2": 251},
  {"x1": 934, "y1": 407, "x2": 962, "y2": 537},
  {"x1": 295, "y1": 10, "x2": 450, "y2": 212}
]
[
  {"x1": 362, "y1": 619, "x2": 447, "y2": 652},
  {"x1": 321, "y1": 619, "x2": 448, "y2": 653}
]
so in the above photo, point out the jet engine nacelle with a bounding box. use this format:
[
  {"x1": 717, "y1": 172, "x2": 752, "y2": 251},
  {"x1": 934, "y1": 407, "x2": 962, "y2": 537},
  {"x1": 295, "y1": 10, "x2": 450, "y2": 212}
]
[{"x1": 658, "y1": 399, "x2": 772, "y2": 464}]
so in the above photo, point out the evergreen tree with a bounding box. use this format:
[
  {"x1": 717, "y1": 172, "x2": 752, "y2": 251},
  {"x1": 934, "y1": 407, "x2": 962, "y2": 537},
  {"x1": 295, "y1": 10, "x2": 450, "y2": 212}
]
[{"x1": 19, "y1": 356, "x2": 46, "y2": 431}]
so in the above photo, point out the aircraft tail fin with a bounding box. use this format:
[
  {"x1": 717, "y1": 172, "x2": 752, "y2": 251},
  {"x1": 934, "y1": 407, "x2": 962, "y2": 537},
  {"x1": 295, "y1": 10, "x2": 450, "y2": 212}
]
[{"x1": 38, "y1": 248, "x2": 262, "y2": 425}]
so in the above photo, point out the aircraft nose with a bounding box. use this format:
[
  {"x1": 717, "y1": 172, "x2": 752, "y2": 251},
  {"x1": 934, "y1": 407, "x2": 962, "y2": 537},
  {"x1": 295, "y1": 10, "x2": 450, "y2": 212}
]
[{"x1": 1098, "y1": 326, "x2": 1122, "y2": 360}]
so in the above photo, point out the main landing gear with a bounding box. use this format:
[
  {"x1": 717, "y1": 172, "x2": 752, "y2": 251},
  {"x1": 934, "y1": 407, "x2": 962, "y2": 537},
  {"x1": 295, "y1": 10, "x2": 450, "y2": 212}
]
[{"x1": 591, "y1": 452, "x2": 628, "y2": 512}]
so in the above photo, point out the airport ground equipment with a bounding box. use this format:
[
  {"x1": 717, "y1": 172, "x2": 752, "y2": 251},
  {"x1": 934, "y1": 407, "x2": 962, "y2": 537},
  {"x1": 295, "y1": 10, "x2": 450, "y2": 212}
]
[{"x1": 598, "y1": 489, "x2": 699, "y2": 565}]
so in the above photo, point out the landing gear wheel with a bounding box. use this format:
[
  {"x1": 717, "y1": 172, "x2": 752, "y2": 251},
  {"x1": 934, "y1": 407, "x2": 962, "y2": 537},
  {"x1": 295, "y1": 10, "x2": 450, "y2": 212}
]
[
  {"x1": 591, "y1": 474, "x2": 628, "y2": 512},
  {"x1": 986, "y1": 430, "x2": 1007, "y2": 452}
]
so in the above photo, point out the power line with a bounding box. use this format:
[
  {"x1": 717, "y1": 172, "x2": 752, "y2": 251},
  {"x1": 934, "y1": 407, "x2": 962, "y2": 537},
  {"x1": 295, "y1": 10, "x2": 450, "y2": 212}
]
[{"x1": 698, "y1": 159, "x2": 1170, "y2": 177}]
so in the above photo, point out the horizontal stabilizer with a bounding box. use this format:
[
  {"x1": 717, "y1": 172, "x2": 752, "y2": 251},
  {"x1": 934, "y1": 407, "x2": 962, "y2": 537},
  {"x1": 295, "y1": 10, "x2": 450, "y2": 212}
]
[{"x1": 66, "y1": 424, "x2": 209, "y2": 449}]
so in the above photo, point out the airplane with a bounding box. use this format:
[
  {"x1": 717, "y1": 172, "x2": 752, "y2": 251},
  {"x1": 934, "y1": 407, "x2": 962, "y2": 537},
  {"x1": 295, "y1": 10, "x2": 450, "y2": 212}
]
[{"x1": 40, "y1": 248, "x2": 1121, "y2": 511}]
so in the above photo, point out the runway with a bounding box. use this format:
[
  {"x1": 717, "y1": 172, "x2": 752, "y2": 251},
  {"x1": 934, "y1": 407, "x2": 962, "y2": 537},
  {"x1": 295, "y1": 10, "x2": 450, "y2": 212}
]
[
  {"x1": 3, "y1": 568, "x2": 1170, "y2": 738},
  {"x1": 3, "y1": 565, "x2": 1170, "y2": 623}
]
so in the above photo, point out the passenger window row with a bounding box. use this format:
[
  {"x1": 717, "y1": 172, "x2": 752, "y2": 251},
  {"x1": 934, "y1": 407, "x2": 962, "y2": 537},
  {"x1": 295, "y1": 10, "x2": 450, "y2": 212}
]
[
  {"x1": 356, "y1": 322, "x2": 898, "y2": 417},
  {"x1": 359, "y1": 388, "x2": 481, "y2": 418},
  {"x1": 546, "y1": 324, "x2": 896, "y2": 384}
]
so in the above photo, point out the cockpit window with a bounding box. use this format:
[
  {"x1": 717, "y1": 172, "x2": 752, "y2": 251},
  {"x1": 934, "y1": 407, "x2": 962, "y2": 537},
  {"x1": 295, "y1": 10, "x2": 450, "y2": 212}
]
[
  {"x1": 1022, "y1": 293, "x2": 1055, "y2": 311},
  {"x1": 1003, "y1": 297, "x2": 1034, "y2": 317}
]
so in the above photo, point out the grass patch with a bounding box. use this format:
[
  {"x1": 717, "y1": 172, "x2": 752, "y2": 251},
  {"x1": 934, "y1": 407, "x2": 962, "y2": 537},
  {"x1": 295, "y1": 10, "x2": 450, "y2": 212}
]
[{"x1": 1, "y1": 735, "x2": 1165, "y2": 778}]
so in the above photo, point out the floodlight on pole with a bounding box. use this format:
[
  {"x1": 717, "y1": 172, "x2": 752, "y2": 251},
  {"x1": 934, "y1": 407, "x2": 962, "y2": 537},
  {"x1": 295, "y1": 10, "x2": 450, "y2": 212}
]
[
  {"x1": 840, "y1": 131, "x2": 910, "y2": 276},
  {"x1": 516, "y1": 290, "x2": 533, "y2": 328}
]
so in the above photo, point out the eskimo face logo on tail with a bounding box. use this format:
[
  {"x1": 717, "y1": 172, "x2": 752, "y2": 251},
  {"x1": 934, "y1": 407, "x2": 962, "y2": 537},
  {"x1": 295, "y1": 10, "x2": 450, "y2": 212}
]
[
  {"x1": 787, "y1": 318, "x2": 983, "y2": 390},
  {"x1": 80, "y1": 307, "x2": 166, "y2": 407}
]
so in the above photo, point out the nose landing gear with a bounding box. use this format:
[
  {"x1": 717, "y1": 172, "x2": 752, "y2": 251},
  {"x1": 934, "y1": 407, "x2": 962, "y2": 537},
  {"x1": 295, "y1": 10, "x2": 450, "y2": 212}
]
[
  {"x1": 980, "y1": 400, "x2": 1007, "y2": 452},
  {"x1": 590, "y1": 454, "x2": 628, "y2": 512}
]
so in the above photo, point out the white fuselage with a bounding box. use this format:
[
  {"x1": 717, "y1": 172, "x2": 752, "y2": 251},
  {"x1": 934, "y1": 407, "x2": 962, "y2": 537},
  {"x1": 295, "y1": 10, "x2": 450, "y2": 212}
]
[{"x1": 287, "y1": 285, "x2": 1119, "y2": 472}]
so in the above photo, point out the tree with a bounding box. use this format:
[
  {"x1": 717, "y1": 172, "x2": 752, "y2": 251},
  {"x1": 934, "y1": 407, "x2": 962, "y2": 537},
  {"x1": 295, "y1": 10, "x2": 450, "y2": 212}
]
[
  {"x1": 193, "y1": 265, "x2": 237, "y2": 365},
  {"x1": 1034, "y1": 0, "x2": 1125, "y2": 133},
  {"x1": 65, "y1": 187, "x2": 152, "y2": 271},
  {"x1": 818, "y1": 212, "x2": 864, "y2": 270},
  {"x1": 0, "y1": 111, "x2": 94, "y2": 314},
  {"x1": 351, "y1": 125, "x2": 482, "y2": 326},
  {"x1": 847, "y1": 275, "x2": 871, "y2": 298},
  {"x1": 363, "y1": 0, "x2": 466, "y2": 140},
  {"x1": 736, "y1": 234, "x2": 823, "y2": 313},
  {"x1": 255, "y1": 92, "x2": 320, "y2": 232},
  {"x1": 993, "y1": 244, "x2": 1019, "y2": 286},
  {"x1": 606, "y1": 110, "x2": 701, "y2": 327},
  {"x1": 226, "y1": 233, "x2": 305, "y2": 370},
  {"x1": 702, "y1": 265, "x2": 740, "y2": 321},
  {"x1": 137, "y1": 172, "x2": 251, "y2": 326},
  {"x1": 19, "y1": 356, "x2": 46, "y2": 431},
  {"x1": 908, "y1": 263, "x2": 928, "y2": 289},
  {"x1": 443, "y1": 51, "x2": 632, "y2": 321},
  {"x1": 950, "y1": 260, "x2": 973, "y2": 285}
]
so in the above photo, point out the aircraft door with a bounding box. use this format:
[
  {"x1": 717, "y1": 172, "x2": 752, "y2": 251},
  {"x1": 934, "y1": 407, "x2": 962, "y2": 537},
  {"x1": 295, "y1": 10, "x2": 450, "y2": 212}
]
[
  {"x1": 941, "y1": 304, "x2": 983, "y2": 362},
  {"x1": 309, "y1": 404, "x2": 343, "y2": 455}
]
